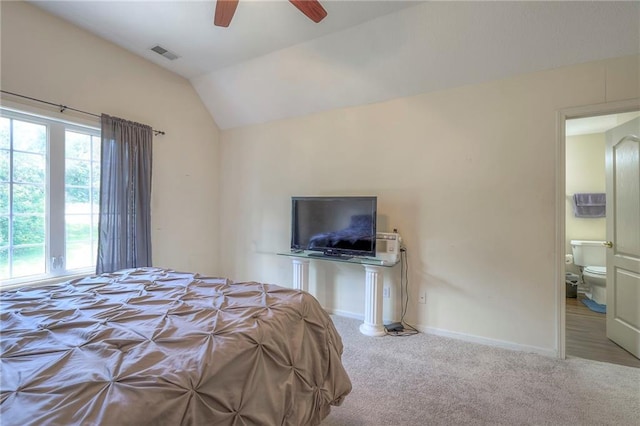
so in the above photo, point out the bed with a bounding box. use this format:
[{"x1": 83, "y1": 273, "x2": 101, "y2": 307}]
[{"x1": 0, "y1": 267, "x2": 351, "y2": 425}]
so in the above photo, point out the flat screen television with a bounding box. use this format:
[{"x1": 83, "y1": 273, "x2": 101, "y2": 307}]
[{"x1": 290, "y1": 196, "x2": 377, "y2": 258}]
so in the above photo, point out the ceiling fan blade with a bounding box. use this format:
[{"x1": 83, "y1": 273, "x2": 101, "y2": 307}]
[
  {"x1": 214, "y1": 0, "x2": 239, "y2": 27},
  {"x1": 289, "y1": 0, "x2": 327, "y2": 23}
]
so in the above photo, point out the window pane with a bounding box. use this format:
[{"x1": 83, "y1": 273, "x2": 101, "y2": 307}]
[
  {"x1": 66, "y1": 241, "x2": 94, "y2": 270},
  {"x1": 0, "y1": 215, "x2": 7, "y2": 246},
  {"x1": 0, "y1": 183, "x2": 7, "y2": 215},
  {"x1": 65, "y1": 159, "x2": 90, "y2": 186},
  {"x1": 13, "y1": 183, "x2": 45, "y2": 214},
  {"x1": 65, "y1": 131, "x2": 91, "y2": 160},
  {"x1": 92, "y1": 136, "x2": 101, "y2": 161},
  {"x1": 0, "y1": 247, "x2": 8, "y2": 280},
  {"x1": 13, "y1": 120, "x2": 46, "y2": 154},
  {"x1": 12, "y1": 215, "x2": 45, "y2": 245},
  {"x1": 0, "y1": 150, "x2": 8, "y2": 182},
  {"x1": 64, "y1": 129, "x2": 100, "y2": 273},
  {"x1": 92, "y1": 162, "x2": 100, "y2": 186},
  {"x1": 13, "y1": 151, "x2": 45, "y2": 183},
  {"x1": 66, "y1": 187, "x2": 91, "y2": 213},
  {"x1": 92, "y1": 214, "x2": 99, "y2": 238},
  {"x1": 0, "y1": 117, "x2": 9, "y2": 150},
  {"x1": 12, "y1": 245, "x2": 45, "y2": 278},
  {"x1": 92, "y1": 187, "x2": 100, "y2": 210},
  {"x1": 66, "y1": 214, "x2": 90, "y2": 243}
]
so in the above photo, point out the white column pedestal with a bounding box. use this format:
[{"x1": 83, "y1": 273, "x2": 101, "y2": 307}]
[
  {"x1": 291, "y1": 258, "x2": 310, "y2": 292},
  {"x1": 359, "y1": 265, "x2": 386, "y2": 337},
  {"x1": 289, "y1": 257, "x2": 386, "y2": 337}
]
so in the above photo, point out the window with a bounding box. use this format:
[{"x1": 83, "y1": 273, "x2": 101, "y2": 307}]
[{"x1": 0, "y1": 108, "x2": 100, "y2": 285}]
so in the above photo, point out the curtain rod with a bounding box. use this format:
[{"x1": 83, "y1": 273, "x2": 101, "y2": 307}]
[{"x1": 0, "y1": 89, "x2": 165, "y2": 136}]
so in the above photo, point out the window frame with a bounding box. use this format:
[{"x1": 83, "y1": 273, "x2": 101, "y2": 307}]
[{"x1": 1, "y1": 103, "x2": 101, "y2": 287}]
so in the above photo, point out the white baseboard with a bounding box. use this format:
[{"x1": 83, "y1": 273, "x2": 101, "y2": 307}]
[
  {"x1": 327, "y1": 308, "x2": 557, "y2": 358},
  {"x1": 415, "y1": 324, "x2": 557, "y2": 358},
  {"x1": 324, "y1": 308, "x2": 397, "y2": 325},
  {"x1": 325, "y1": 308, "x2": 363, "y2": 321}
]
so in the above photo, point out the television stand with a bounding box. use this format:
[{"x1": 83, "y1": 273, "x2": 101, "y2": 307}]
[
  {"x1": 278, "y1": 251, "x2": 400, "y2": 337},
  {"x1": 307, "y1": 252, "x2": 354, "y2": 260}
]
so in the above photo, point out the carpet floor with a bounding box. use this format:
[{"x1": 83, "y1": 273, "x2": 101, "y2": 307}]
[{"x1": 322, "y1": 315, "x2": 640, "y2": 426}]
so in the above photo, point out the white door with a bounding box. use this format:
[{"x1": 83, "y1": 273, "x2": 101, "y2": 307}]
[{"x1": 605, "y1": 117, "x2": 640, "y2": 359}]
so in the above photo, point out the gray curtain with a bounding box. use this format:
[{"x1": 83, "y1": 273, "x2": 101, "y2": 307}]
[{"x1": 96, "y1": 114, "x2": 152, "y2": 274}]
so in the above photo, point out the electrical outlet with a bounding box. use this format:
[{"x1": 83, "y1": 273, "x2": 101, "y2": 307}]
[
  {"x1": 418, "y1": 291, "x2": 426, "y2": 304},
  {"x1": 383, "y1": 287, "x2": 390, "y2": 298}
]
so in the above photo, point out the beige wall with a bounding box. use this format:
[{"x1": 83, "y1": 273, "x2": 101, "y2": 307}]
[
  {"x1": 220, "y1": 55, "x2": 639, "y2": 354},
  {"x1": 2, "y1": 1, "x2": 638, "y2": 355},
  {"x1": 1, "y1": 1, "x2": 221, "y2": 274},
  {"x1": 565, "y1": 132, "x2": 606, "y2": 273}
]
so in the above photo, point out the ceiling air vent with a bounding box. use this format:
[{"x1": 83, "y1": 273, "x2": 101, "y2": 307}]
[{"x1": 151, "y1": 45, "x2": 179, "y2": 61}]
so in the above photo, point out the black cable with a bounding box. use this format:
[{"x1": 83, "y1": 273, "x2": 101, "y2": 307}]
[
  {"x1": 387, "y1": 246, "x2": 418, "y2": 337},
  {"x1": 400, "y1": 247, "x2": 407, "y2": 322}
]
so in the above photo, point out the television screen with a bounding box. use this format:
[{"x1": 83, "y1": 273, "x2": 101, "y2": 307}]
[{"x1": 291, "y1": 196, "x2": 377, "y2": 258}]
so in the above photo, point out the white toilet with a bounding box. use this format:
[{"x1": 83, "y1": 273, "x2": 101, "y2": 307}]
[{"x1": 570, "y1": 240, "x2": 607, "y2": 305}]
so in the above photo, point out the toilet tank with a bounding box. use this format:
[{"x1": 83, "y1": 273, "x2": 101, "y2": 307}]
[{"x1": 570, "y1": 240, "x2": 606, "y2": 267}]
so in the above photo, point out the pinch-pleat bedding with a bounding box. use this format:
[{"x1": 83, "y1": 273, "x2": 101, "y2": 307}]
[{"x1": 0, "y1": 268, "x2": 351, "y2": 425}]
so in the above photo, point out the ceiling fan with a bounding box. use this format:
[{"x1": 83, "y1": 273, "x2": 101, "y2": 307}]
[{"x1": 214, "y1": 0, "x2": 327, "y2": 27}]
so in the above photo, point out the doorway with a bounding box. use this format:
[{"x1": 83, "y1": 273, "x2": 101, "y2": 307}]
[{"x1": 557, "y1": 100, "x2": 640, "y2": 367}]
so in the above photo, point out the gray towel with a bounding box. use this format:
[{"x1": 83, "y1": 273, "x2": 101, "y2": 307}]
[{"x1": 572, "y1": 193, "x2": 606, "y2": 218}]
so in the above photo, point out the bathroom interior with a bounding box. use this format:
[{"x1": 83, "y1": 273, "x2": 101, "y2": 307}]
[{"x1": 564, "y1": 111, "x2": 640, "y2": 368}]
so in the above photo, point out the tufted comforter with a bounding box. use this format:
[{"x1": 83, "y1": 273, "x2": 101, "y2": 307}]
[{"x1": 0, "y1": 268, "x2": 351, "y2": 425}]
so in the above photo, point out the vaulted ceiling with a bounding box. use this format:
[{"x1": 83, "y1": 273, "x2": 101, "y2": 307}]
[{"x1": 31, "y1": 1, "x2": 640, "y2": 130}]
